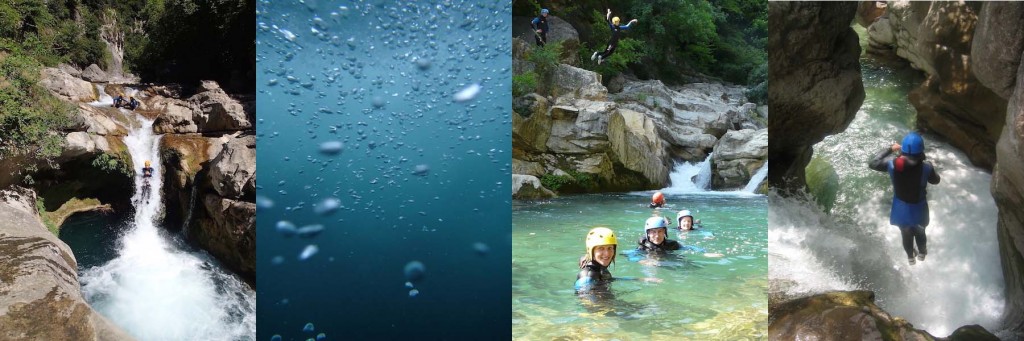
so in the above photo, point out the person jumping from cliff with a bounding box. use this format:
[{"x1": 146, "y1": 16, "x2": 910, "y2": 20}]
[
  {"x1": 591, "y1": 9, "x2": 637, "y2": 65},
  {"x1": 868, "y1": 132, "x2": 940, "y2": 265},
  {"x1": 531, "y1": 8, "x2": 549, "y2": 47}
]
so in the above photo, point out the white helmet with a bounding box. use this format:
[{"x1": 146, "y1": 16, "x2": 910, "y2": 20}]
[{"x1": 645, "y1": 217, "x2": 668, "y2": 231}]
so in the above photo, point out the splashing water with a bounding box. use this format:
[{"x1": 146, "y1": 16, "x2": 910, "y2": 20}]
[
  {"x1": 742, "y1": 162, "x2": 768, "y2": 193},
  {"x1": 661, "y1": 153, "x2": 713, "y2": 194},
  {"x1": 80, "y1": 116, "x2": 256, "y2": 340},
  {"x1": 769, "y1": 58, "x2": 1004, "y2": 336}
]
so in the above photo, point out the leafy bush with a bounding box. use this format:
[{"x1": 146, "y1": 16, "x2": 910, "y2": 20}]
[
  {"x1": 745, "y1": 62, "x2": 767, "y2": 105},
  {"x1": 91, "y1": 153, "x2": 133, "y2": 177},
  {"x1": 527, "y1": 40, "x2": 563, "y2": 77},
  {"x1": 540, "y1": 173, "x2": 572, "y2": 192},
  {"x1": 0, "y1": 49, "x2": 73, "y2": 161},
  {"x1": 512, "y1": 71, "x2": 538, "y2": 98}
]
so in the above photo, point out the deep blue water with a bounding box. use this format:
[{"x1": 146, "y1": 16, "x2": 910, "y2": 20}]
[
  {"x1": 255, "y1": 1, "x2": 511, "y2": 339},
  {"x1": 59, "y1": 211, "x2": 129, "y2": 270}
]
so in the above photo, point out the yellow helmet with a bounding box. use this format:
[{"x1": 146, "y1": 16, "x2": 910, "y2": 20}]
[
  {"x1": 585, "y1": 227, "x2": 617, "y2": 250},
  {"x1": 612, "y1": 17, "x2": 621, "y2": 25},
  {"x1": 144, "y1": 160, "x2": 151, "y2": 167}
]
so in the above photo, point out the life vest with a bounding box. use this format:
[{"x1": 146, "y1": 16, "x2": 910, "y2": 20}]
[{"x1": 887, "y1": 156, "x2": 933, "y2": 227}]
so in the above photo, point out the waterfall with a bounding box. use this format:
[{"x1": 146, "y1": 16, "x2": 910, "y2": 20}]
[
  {"x1": 742, "y1": 162, "x2": 768, "y2": 193},
  {"x1": 661, "y1": 153, "x2": 713, "y2": 194},
  {"x1": 79, "y1": 115, "x2": 255, "y2": 340}
]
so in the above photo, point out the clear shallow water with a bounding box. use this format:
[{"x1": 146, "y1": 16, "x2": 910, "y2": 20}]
[
  {"x1": 769, "y1": 54, "x2": 1005, "y2": 335},
  {"x1": 255, "y1": 0, "x2": 511, "y2": 339},
  {"x1": 512, "y1": 193, "x2": 767, "y2": 340}
]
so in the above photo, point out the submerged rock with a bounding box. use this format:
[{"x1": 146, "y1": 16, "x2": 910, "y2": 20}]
[{"x1": 0, "y1": 187, "x2": 134, "y2": 340}]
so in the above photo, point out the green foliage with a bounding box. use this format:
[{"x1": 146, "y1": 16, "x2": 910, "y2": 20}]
[
  {"x1": 129, "y1": 0, "x2": 256, "y2": 92},
  {"x1": 527, "y1": 40, "x2": 563, "y2": 77},
  {"x1": 91, "y1": 152, "x2": 132, "y2": 177},
  {"x1": 540, "y1": 173, "x2": 572, "y2": 192},
  {"x1": 582, "y1": 37, "x2": 644, "y2": 79},
  {"x1": 745, "y1": 62, "x2": 767, "y2": 105},
  {"x1": 522, "y1": 0, "x2": 766, "y2": 84},
  {"x1": 35, "y1": 195, "x2": 57, "y2": 235},
  {"x1": 540, "y1": 170, "x2": 596, "y2": 192},
  {"x1": 512, "y1": 71, "x2": 538, "y2": 98},
  {"x1": 0, "y1": 48, "x2": 74, "y2": 161}
]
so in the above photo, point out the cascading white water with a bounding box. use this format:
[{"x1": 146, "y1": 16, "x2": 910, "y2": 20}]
[
  {"x1": 88, "y1": 84, "x2": 141, "y2": 107},
  {"x1": 80, "y1": 115, "x2": 255, "y2": 340},
  {"x1": 661, "y1": 153, "x2": 713, "y2": 194},
  {"x1": 742, "y1": 161, "x2": 768, "y2": 193},
  {"x1": 770, "y1": 137, "x2": 1004, "y2": 336}
]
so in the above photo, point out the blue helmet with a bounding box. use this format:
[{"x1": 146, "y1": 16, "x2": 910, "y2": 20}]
[
  {"x1": 541, "y1": 8, "x2": 549, "y2": 14},
  {"x1": 645, "y1": 217, "x2": 668, "y2": 231},
  {"x1": 901, "y1": 132, "x2": 924, "y2": 155}
]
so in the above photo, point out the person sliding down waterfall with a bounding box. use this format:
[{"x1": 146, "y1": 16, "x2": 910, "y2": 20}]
[
  {"x1": 868, "y1": 132, "x2": 941, "y2": 265},
  {"x1": 591, "y1": 9, "x2": 637, "y2": 65},
  {"x1": 141, "y1": 160, "x2": 154, "y2": 203}
]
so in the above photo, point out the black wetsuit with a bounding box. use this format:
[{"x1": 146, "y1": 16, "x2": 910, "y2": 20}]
[
  {"x1": 575, "y1": 259, "x2": 613, "y2": 294},
  {"x1": 869, "y1": 148, "x2": 940, "y2": 258},
  {"x1": 142, "y1": 166, "x2": 154, "y2": 178},
  {"x1": 113, "y1": 96, "x2": 125, "y2": 108},
  {"x1": 530, "y1": 15, "x2": 548, "y2": 47},
  {"x1": 637, "y1": 237, "x2": 681, "y2": 252},
  {"x1": 597, "y1": 17, "x2": 633, "y2": 60},
  {"x1": 128, "y1": 98, "x2": 139, "y2": 110},
  {"x1": 649, "y1": 202, "x2": 663, "y2": 209}
]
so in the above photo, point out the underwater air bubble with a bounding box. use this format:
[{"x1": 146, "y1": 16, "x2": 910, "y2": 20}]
[
  {"x1": 319, "y1": 141, "x2": 344, "y2": 155},
  {"x1": 271, "y1": 335, "x2": 282, "y2": 341},
  {"x1": 405, "y1": 281, "x2": 414, "y2": 288},
  {"x1": 256, "y1": 195, "x2": 274, "y2": 210},
  {"x1": 296, "y1": 224, "x2": 325, "y2": 238},
  {"x1": 412, "y1": 164, "x2": 429, "y2": 176},
  {"x1": 271, "y1": 256, "x2": 284, "y2": 265},
  {"x1": 404, "y1": 261, "x2": 425, "y2": 281},
  {"x1": 409, "y1": 289, "x2": 419, "y2": 297},
  {"x1": 276, "y1": 221, "x2": 298, "y2": 237},
  {"x1": 415, "y1": 58, "x2": 431, "y2": 70},
  {"x1": 314, "y1": 197, "x2": 341, "y2": 215},
  {"x1": 452, "y1": 83, "x2": 481, "y2": 102},
  {"x1": 371, "y1": 96, "x2": 385, "y2": 108},
  {"x1": 299, "y1": 245, "x2": 319, "y2": 260},
  {"x1": 317, "y1": 333, "x2": 327, "y2": 340},
  {"x1": 303, "y1": 322, "x2": 315, "y2": 332},
  {"x1": 473, "y1": 242, "x2": 490, "y2": 256}
]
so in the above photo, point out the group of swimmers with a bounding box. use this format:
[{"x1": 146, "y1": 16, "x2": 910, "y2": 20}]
[{"x1": 574, "y1": 191, "x2": 704, "y2": 293}]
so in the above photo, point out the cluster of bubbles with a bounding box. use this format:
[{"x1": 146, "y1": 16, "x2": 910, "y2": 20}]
[{"x1": 256, "y1": 0, "x2": 509, "y2": 338}]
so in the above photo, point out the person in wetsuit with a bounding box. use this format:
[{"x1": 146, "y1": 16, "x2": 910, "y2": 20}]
[
  {"x1": 142, "y1": 160, "x2": 154, "y2": 178},
  {"x1": 591, "y1": 8, "x2": 637, "y2": 65},
  {"x1": 127, "y1": 96, "x2": 140, "y2": 110},
  {"x1": 530, "y1": 8, "x2": 549, "y2": 47},
  {"x1": 113, "y1": 93, "x2": 126, "y2": 108},
  {"x1": 676, "y1": 210, "x2": 702, "y2": 231},
  {"x1": 575, "y1": 227, "x2": 618, "y2": 293},
  {"x1": 649, "y1": 191, "x2": 665, "y2": 209},
  {"x1": 868, "y1": 132, "x2": 940, "y2": 265},
  {"x1": 638, "y1": 217, "x2": 681, "y2": 252}
]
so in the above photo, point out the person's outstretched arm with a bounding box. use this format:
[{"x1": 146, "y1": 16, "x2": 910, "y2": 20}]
[
  {"x1": 531, "y1": 17, "x2": 539, "y2": 31},
  {"x1": 622, "y1": 19, "x2": 638, "y2": 30},
  {"x1": 868, "y1": 144, "x2": 899, "y2": 172},
  {"x1": 606, "y1": 9, "x2": 613, "y2": 28}
]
